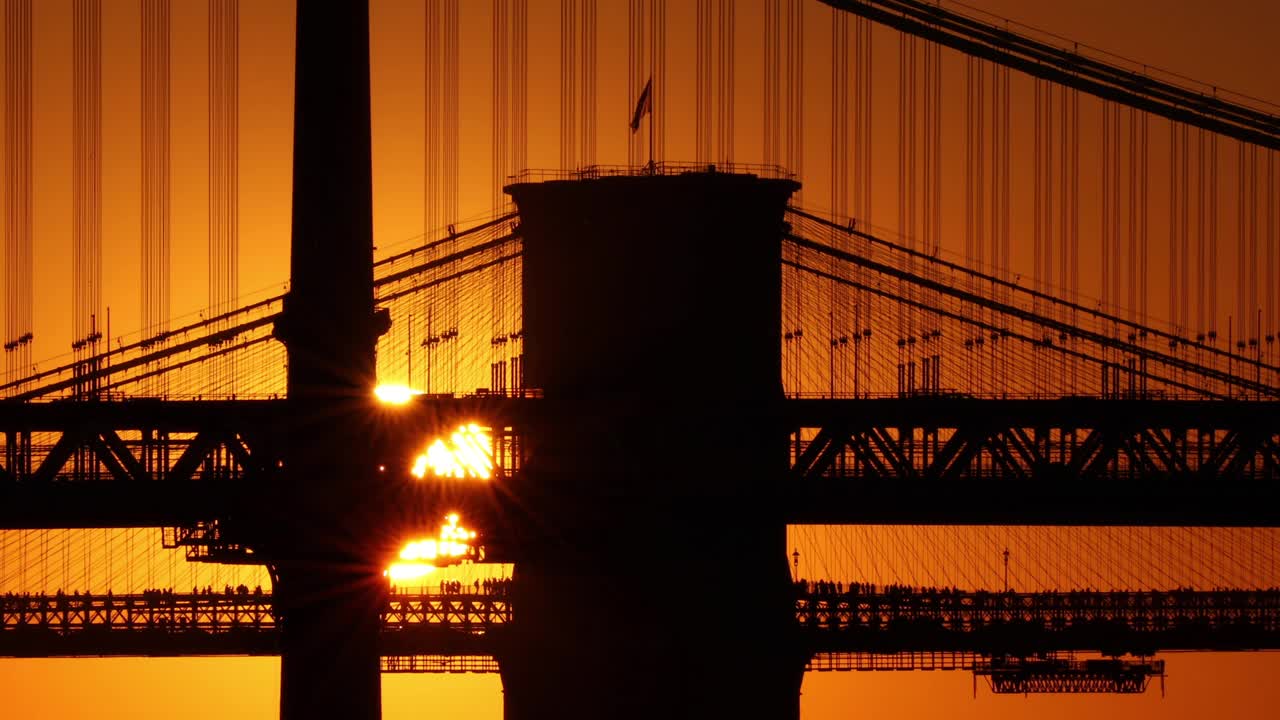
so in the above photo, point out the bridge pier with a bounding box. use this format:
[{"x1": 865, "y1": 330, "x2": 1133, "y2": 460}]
[
  {"x1": 273, "y1": 562, "x2": 385, "y2": 720},
  {"x1": 264, "y1": 1, "x2": 389, "y2": 719},
  {"x1": 495, "y1": 520, "x2": 807, "y2": 719},
  {"x1": 501, "y1": 171, "x2": 802, "y2": 719}
]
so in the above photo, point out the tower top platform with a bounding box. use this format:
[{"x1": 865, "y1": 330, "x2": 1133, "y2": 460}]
[
  {"x1": 503, "y1": 161, "x2": 798, "y2": 189},
  {"x1": 506, "y1": 163, "x2": 800, "y2": 406}
]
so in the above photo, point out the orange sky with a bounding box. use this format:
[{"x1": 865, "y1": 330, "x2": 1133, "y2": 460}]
[
  {"x1": 3, "y1": 0, "x2": 1280, "y2": 717},
  {"x1": 4, "y1": 0, "x2": 1280, "y2": 363}
]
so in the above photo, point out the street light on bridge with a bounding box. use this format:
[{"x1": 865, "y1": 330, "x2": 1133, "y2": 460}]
[{"x1": 1003, "y1": 547, "x2": 1010, "y2": 591}]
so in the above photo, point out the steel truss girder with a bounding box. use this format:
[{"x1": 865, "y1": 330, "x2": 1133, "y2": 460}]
[
  {"x1": 5, "y1": 589, "x2": 1277, "y2": 661},
  {"x1": 785, "y1": 398, "x2": 1280, "y2": 525},
  {"x1": 0, "y1": 397, "x2": 527, "y2": 529},
  {"x1": 0, "y1": 400, "x2": 282, "y2": 528},
  {"x1": 791, "y1": 424, "x2": 1280, "y2": 485}
]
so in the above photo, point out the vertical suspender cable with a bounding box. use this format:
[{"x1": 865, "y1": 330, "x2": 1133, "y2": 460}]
[
  {"x1": 1110, "y1": 105, "x2": 1120, "y2": 319},
  {"x1": 1248, "y1": 145, "x2": 1260, "y2": 351},
  {"x1": 992, "y1": 62, "x2": 1008, "y2": 394},
  {"x1": 628, "y1": 0, "x2": 643, "y2": 166},
  {"x1": 716, "y1": 0, "x2": 734, "y2": 164},
  {"x1": 1268, "y1": 150, "x2": 1277, "y2": 361},
  {"x1": 445, "y1": 0, "x2": 459, "y2": 389},
  {"x1": 559, "y1": 0, "x2": 576, "y2": 170},
  {"x1": 1170, "y1": 120, "x2": 1179, "y2": 340},
  {"x1": 1127, "y1": 109, "x2": 1138, "y2": 326},
  {"x1": 896, "y1": 31, "x2": 908, "y2": 386},
  {"x1": 208, "y1": 0, "x2": 239, "y2": 394},
  {"x1": 857, "y1": 16, "x2": 872, "y2": 394},
  {"x1": 578, "y1": 0, "x2": 593, "y2": 167},
  {"x1": 651, "y1": 0, "x2": 665, "y2": 163},
  {"x1": 492, "y1": 0, "x2": 507, "y2": 385},
  {"x1": 513, "y1": 0, "x2": 528, "y2": 371},
  {"x1": 829, "y1": 6, "x2": 849, "y2": 394},
  {"x1": 4, "y1": 0, "x2": 34, "y2": 387},
  {"x1": 1209, "y1": 128, "x2": 1218, "y2": 343},
  {"x1": 73, "y1": 0, "x2": 104, "y2": 393},
  {"x1": 763, "y1": 0, "x2": 779, "y2": 168},
  {"x1": 1237, "y1": 140, "x2": 1247, "y2": 358},
  {"x1": 696, "y1": 0, "x2": 710, "y2": 164},
  {"x1": 1140, "y1": 112, "x2": 1149, "y2": 334},
  {"x1": 141, "y1": 0, "x2": 172, "y2": 395},
  {"x1": 426, "y1": 0, "x2": 441, "y2": 236},
  {"x1": 786, "y1": 0, "x2": 803, "y2": 196},
  {"x1": 423, "y1": 0, "x2": 440, "y2": 390},
  {"x1": 1032, "y1": 79, "x2": 1043, "y2": 393},
  {"x1": 1102, "y1": 103, "x2": 1116, "y2": 319},
  {"x1": 1196, "y1": 128, "x2": 1207, "y2": 339},
  {"x1": 1178, "y1": 124, "x2": 1189, "y2": 339}
]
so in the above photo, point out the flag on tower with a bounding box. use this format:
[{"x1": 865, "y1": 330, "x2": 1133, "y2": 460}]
[{"x1": 630, "y1": 77, "x2": 653, "y2": 133}]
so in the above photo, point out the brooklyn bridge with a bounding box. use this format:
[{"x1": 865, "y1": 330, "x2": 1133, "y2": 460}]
[{"x1": 2, "y1": 0, "x2": 1278, "y2": 718}]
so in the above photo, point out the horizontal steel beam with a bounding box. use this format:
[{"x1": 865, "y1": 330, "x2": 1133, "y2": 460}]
[
  {"x1": 4, "y1": 589, "x2": 1277, "y2": 660},
  {"x1": 2, "y1": 397, "x2": 1277, "y2": 528}
]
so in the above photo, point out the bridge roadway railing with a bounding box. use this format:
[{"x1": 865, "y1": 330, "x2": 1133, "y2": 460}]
[
  {"x1": 0, "y1": 588, "x2": 515, "y2": 635},
  {"x1": 4, "y1": 588, "x2": 1278, "y2": 661},
  {"x1": 797, "y1": 586, "x2": 1280, "y2": 654}
]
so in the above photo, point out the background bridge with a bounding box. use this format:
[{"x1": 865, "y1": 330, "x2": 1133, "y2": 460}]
[{"x1": 6, "y1": 586, "x2": 1279, "y2": 654}]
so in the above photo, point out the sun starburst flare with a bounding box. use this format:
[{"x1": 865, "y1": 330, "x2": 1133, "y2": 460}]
[
  {"x1": 373, "y1": 384, "x2": 424, "y2": 405},
  {"x1": 385, "y1": 513, "x2": 478, "y2": 582},
  {"x1": 411, "y1": 423, "x2": 494, "y2": 479}
]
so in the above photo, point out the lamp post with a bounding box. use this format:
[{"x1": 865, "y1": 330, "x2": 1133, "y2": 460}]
[
  {"x1": 792, "y1": 548, "x2": 800, "y2": 579},
  {"x1": 1002, "y1": 547, "x2": 1010, "y2": 592}
]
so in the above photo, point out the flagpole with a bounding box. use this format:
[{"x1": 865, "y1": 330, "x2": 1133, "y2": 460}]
[
  {"x1": 648, "y1": 88, "x2": 655, "y2": 174},
  {"x1": 630, "y1": 77, "x2": 654, "y2": 174}
]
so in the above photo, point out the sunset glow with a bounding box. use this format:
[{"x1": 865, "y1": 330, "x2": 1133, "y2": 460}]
[
  {"x1": 410, "y1": 424, "x2": 494, "y2": 479},
  {"x1": 385, "y1": 513, "x2": 479, "y2": 581},
  {"x1": 4, "y1": 0, "x2": 1278, "y2": 717}
]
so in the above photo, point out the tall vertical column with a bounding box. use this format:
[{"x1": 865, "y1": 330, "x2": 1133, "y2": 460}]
[
  {"x1": 268, "y1": 2, "x2": 389, "y2": 719},
  {"x1": 500, "y1": 171, "x2": 805, "y2": 720}
]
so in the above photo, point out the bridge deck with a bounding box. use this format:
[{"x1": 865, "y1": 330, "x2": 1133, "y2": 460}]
[
  {"x1": 4, "y1": 397, "x2": 1279, "y2": 528},
  {"x1": 3, "y1": 588, "x2": 1277, "y2": 664}
]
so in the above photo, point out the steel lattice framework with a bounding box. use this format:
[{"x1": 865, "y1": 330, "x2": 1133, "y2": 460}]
[{"x1": 4, "y1": 589, "x2": 1277, "y2": 662}]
